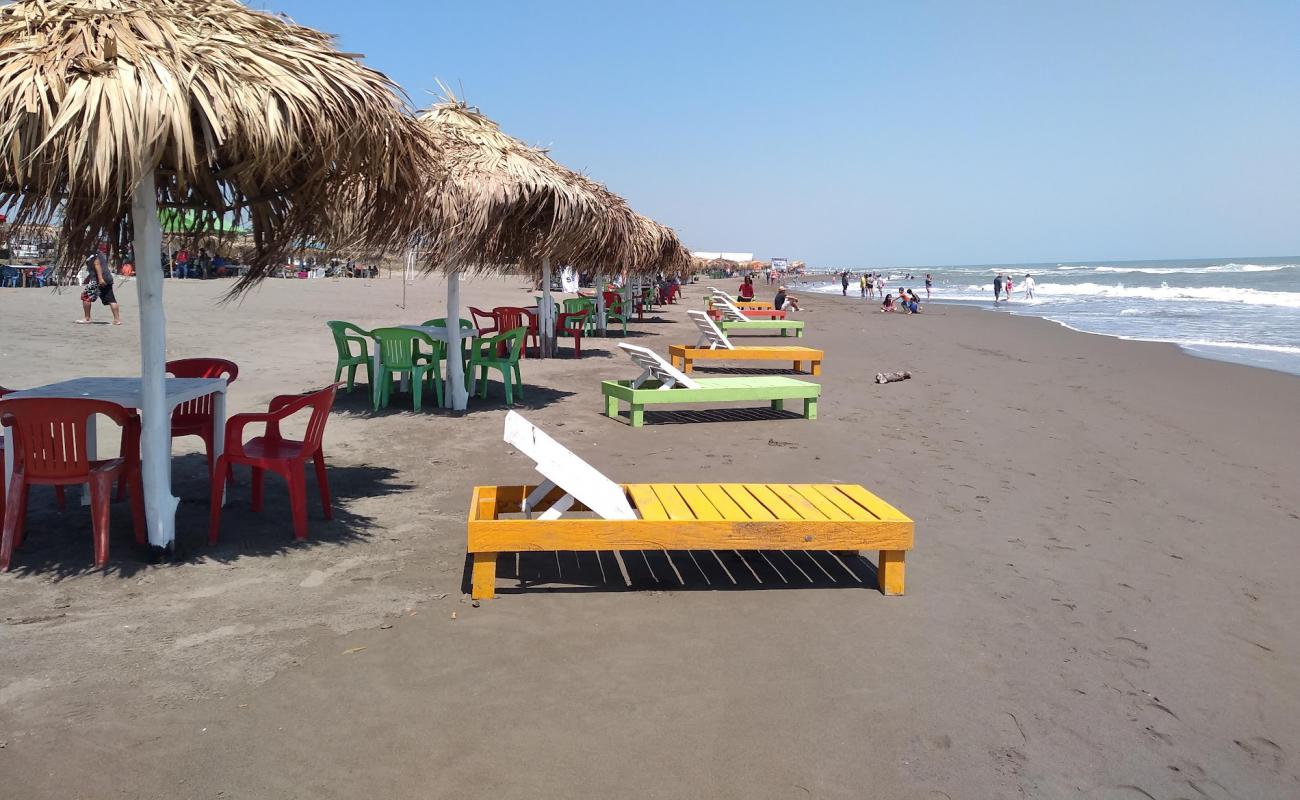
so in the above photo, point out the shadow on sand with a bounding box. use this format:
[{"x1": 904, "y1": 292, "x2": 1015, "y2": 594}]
[
  {"x1": 1, "y1": 453, "x2": 411, "y2": 579},
  {"x1": 330, "y1": 383, "x2": 576, "y2": 418},
  {"x1": 463, "y1": 548, "x2": 884, "y2": 596},
  {"x1": 608, "y1": 407, "x2": 808, "y2": 426}
]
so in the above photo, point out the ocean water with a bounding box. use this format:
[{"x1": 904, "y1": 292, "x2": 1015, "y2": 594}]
[{"x1": 806, "y1": 257, "x2": 1300, "y2": 376}]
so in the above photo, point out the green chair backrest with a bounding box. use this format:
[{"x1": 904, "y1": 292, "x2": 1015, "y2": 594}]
[
  {"x1": 483, "y1": 327, "x2": 526, "y2": 362},
  {"x1": 563, "y1": 297, "x2": 596, "y2": 314},
  {"x1": 371, "y1": 327, "x2": 437, "y2": 370},
  {"x1": 327, "y1": 320, "x2": 370, "y2": 358},
  {"x1": 421, "y1": 318, "x2": 476, "y2": 329}
]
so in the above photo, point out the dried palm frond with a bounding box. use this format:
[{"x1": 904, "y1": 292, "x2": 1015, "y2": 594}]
[
  {"x1": 417, "y1": 96, "x2": 670, "y2": 276},
  {"x1": 0, "y1": 0, "x2": 438, "y2": 288}
]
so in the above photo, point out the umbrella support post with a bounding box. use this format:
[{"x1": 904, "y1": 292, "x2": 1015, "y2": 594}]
[
  {"x1": 445, "y1": 268, "x2": 469, "y2": 410},
  {"x1": 594, "y1": 273, "x2": 607, "y2": 336},
  {"x1": 540, "y1": 257, "x2": 555, "y2": 358},
  {"x1": 132, "y1": 168, "x2": 179, "y2": 557}
]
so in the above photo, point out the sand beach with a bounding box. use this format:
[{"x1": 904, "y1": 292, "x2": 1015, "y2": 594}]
[{"x1": 1, "y1": 275, "x2": 1297, "y2": 798}]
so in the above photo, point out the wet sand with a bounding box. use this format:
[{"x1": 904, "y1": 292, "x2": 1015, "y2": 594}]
[{"x1": 1, "y1": 274, "x2": 1297, "y2": 798}]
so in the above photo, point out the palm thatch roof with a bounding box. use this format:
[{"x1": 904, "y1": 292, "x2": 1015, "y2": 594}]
[
  {"x1": 417, "y1": 98, "x2": 684, "y2": 276},
  {"x1": 627, "y1": 214, "x2": 691, "y2": 275},
  {"x1": 0, "y1": 0, "x2": 437, "y2": 286}
]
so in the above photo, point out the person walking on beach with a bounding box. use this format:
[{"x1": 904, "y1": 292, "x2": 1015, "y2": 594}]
[
  {"x1": 77, "y1": 248, "x2": 121, "y2": 325},
  {"x1": 993, "y1": 273, "x2": 1004, "y2": 303},
  {"x1": 859, "y1": 272, "x2": 867, "y2": 297},
  {"x1": 1023, "y1": 273, "x2": 1036, "y2": 299},
  {"x1": 875, "y1": 275, "x2": 885, "y2": 296},
  {"x1": 925, "y1": 273, "x2": 933, "y2": 299},
  {"x1": 1005, "y1": 274, "x2": 1013, "y2": 301},
  {"x1": 840, "y1": 271, "x2": 850, "y2": 296}
]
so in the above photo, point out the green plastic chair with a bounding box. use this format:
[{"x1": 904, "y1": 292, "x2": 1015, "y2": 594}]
[
  {"x1": 371, "y1": 327, "x2": 444, "y2": 412},
  {"x1": 326, "y1": 320, "x2": 372, "y2": 392},
  {"x1": 563, "y1": 297, "x2": 599, "y2": 334},
  {"x1": 464, "y1": 327, "x2": 526, "y2": 406},
  {"x1": 602, "y1": 291, "x2": 629, "y2": 336},
  {"x1": 421, "y1": 318, "x2": 475, "y2": 362}
]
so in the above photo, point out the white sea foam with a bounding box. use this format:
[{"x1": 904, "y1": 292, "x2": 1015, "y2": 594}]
[
  {"x1": 1093, "y1": 264, "x2": 1292, "y2": 275},
  {"x1": 949, "y1": 281, "x2": 1300, "y2": 308}
]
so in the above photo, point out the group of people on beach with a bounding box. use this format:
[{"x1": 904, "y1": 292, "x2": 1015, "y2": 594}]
[
  {"x1": 881, "y1": 287, "x2": 923, "y2": 314},
  {"x1": 738, "y1": 274, "x2": 802, "y2": 311},
  {"x1": 993, "y1": 272, "x2": 1036, "y2": 304}
]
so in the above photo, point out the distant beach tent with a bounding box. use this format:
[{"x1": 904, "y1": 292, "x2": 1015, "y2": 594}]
[
  {"x1": 0, "y1": 0, "x2": 436, "y2": 554},
  {"x1": 692, "y1": 251, "x2": 755, "y2": 263}
]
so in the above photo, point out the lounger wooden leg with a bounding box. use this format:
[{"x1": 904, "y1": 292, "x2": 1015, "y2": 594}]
[
  {"x1": 604, "y1": 393, "x2": 618, "y2": 418},
  {"x1": 804, "y1": 398, "x2": 818, "y2": 420},
  {"x1": 629, "y1": 404, "x2": 645, "y2": 427},
  {"x1": 811, "y1": 360, "x2": 821, "y2": 376},
  {"x1": 471, "y1": 552, "x2": 498, "y2": 599},
  {"x1": 682, "y1": 358, "x2": 693, "y2": 374},
  {"x1": 794, "y1": 360, "x2": 803, "y2": 373},
  {"x1": 771, "y1": 399, "x2": 784, "y2": 411},
  {"x1": 878, "y1": 550, "x2": 905, "y2": 595}
]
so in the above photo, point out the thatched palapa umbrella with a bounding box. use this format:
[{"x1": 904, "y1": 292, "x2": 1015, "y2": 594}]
[
  {"x1": 416, "y1": 98, "x2": 647, "y2": 406},
  {"x1": 0, "y1": 0, "x2": 434, "y2": 552}
]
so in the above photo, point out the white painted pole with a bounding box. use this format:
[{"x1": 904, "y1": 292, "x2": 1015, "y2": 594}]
[
  {"x1": 445, "y1": 268, "x2": 469, "y2": 410},
  {"x1": 540, "y1": 257, "x2": 554, "y2": 358},
  {"x1": 594, "y1": 273, "x2": 607, "y2": 335},
  {"x1": 131, "y1": 170, "x2": 178, "y2": 553}
]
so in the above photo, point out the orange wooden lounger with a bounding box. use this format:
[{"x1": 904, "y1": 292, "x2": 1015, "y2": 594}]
[{"x1": 467, "y1": 413, "x2": 913, "y2": 599}]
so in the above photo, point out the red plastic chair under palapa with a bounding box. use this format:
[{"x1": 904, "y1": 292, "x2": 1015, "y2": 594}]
[
  {"x1": 493, "y1": 307, "x2": 526, "y2": 358},
  {"x1": 469, "y1": 307, "x2": 498, "y2": 337},
  {"x1": 167, "y1": 357, "x2": 239, "y2": 475},
  {"x1": 208, "y1": 384, "x2": 338, "y2": 544},
  {"x1": 0, "y1": 397, "x2": 146, "y2": 571},
  {"x1": 0, "y1": 387, "x2": 10, "y2": 525},
  {"x1": 556, "y1": 308, "x2": 590, "y2": 357}
]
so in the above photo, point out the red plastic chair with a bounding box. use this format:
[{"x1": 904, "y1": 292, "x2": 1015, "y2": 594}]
[
  {"x1": 208, "y1": 384, "x2": 338, "y2": 544},
  {"x1": 469, "y1": 307, "x2": 498, "y2": 336},
  {"x1": 520, "y1": 308, "x2": 542, "y2": 356},
  {"x1": 0, "y1": 387, "x2": 10, "y2": 525},
  {"x1": 493, "y1": 307, "x2": 526, "y2": 358},
  {"x1": 556, "y1": 308, "x2": 590, "y2": 357},
  {"x1": 0, "y1": 398, "x2": 145, "y2": 571},
  {"x1": 166, "y1": 358, "x2": 239, "y2": 478}
]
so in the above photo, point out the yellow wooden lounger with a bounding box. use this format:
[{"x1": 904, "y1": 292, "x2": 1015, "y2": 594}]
[
  {"x1": 467, "y1": 413, "x2": 914, "y2": 599},
  {"x1": 670, "y1": 310, "x2": 824, "y2": 374}
]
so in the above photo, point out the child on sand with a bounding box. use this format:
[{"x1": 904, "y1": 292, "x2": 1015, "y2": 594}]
[{"x1": 881, "y1": 293, "x2": 895, "y2": 312}]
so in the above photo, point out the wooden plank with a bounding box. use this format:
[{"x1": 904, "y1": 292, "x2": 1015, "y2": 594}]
[
  {"x1": 466, "y1": 518, "x2": 913, "y2": 553},
  {"x1": 809, "y1": 484, "x2": 876, "y2": 520},
  {"x1": 745, "y1": 484, "x2": 804, "y2": 521},
  {"x1": 675, "y1": 484, "x2": 725, "y2": 521},
  {"x1": 788, "y1": 485, "x2": 853, "y2": 521},
  {"x1": 698, "y1": 484, "x2": 749, "y2": 521},
  {"x1": 627, "y1": 484, "x2": 670, "y2": 521},
  {"x1": 838, "y1": 484, "x2": 912, "y2": 522},
  {"x1": 650, "y1": 484, "x2": 696, "y2": 521},
  {"x1": 719, "y1": 484, "x2": 777, "y2": 520},
  {"x1": 768, "y1": 484, "x2": 831, "y2": 521}
]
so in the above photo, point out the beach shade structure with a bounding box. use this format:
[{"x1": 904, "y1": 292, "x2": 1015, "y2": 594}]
[
  {"x1": 0, "y1": 0, "x2": 436, "y2": 556},
  {"x1": 413, "y1": 97, "x2": 688, "y2": 403}
]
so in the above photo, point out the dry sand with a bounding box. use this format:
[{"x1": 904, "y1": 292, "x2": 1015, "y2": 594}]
[{"x1": 0, "y1": 274, "x2": 1297, "y2": 799}]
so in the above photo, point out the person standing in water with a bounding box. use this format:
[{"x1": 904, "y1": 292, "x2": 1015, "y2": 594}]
[
  {"x1": 840, "y1": 271, "x2": 850, "y2": 296},
  {"x1": 925, "y1": 273, "x2": 933, "y2": 299},
  {"x1": 993, "y1": 273, "x2": 1004, "y2": 304},
  {"x1": 1023, "y1": 273, "x2": 1036, "y2": 299},
  {"x1": 1004, "y1": 274, "x2": 1013, "y2": 301},
  {"x1": 859, "y1": 272, "x2": 867, "y2": 297}
]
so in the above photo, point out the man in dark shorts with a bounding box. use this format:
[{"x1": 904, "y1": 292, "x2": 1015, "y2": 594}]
[
  {"x1": 78, "y1": 250, "x2": 122, "y2": 325},
  {"x1": 993, "y1": 273, "x2": 1004, "y2": 304}
]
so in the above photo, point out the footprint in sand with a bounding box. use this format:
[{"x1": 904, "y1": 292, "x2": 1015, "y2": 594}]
[{"x1": 1234, "y1": 736, "x2": 1285, "y2": 773}]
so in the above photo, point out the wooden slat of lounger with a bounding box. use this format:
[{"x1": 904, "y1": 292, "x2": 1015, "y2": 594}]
[
  {"x1": 650, "y1": 484, "x2": 697, "y2": 521},
  {"x1": 744, "y1": 484, "x2": 804, "y2": 521},
  {"x1": 837, "y1": 484, "x2": 912, "y2": 522},
  {"x1": 675, "y1": 484, "x2": 726, "y2": 521},
  {"x1": 788, "y1": 485, "x2": 854, "y2": 521},
  {"x1": 808, "y1": 484, "x2": 877, "y2": 521},
  {"x1": 768, "y1": 484, "x2": 830, "y2": 521},
  {"x1": 627, "y1": 485, "x2": 670, "y2": 521},
  {"x1": 719, "y1": 484, "x2": 777, "y2": 520},
  {"x1": 698, "y1": 485, "x2": 750, "y2": 520}
]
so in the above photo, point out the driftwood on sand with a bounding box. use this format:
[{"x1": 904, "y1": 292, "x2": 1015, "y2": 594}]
[{"x1": 875, "y1": 371, "x2": 912, "y2": 384}]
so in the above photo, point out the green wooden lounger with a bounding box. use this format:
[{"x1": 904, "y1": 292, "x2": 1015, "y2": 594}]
[{"x1": 602, "y1": 344, "x2": 819, "y2": 426}]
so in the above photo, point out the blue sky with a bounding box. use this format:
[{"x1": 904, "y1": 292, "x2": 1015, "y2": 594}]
[{"x1": 270, "y1": 0, "x2": 1300, "y2": 268}]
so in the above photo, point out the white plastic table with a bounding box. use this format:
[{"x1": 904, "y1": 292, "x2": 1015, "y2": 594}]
[
  {"x1": 2, "y1": 378, "x2": 228, "y2": 520},
  {"x1": 370, "y1": 326, "x2": 480, "y2": 406}
]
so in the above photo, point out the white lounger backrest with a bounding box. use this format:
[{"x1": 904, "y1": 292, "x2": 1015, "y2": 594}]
[
  {"x1": 709, "y1": 291, "x2": 752, "y2": 322},
  {"x1": 503, "y1": 411, "x2": 636, "y2": 521},
  {"x1": 687, "y1": 310, "x2": 735, "y2": 350},
  {"x1": 618, "y1": 342, "x2": 701, "y2": 390}
]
